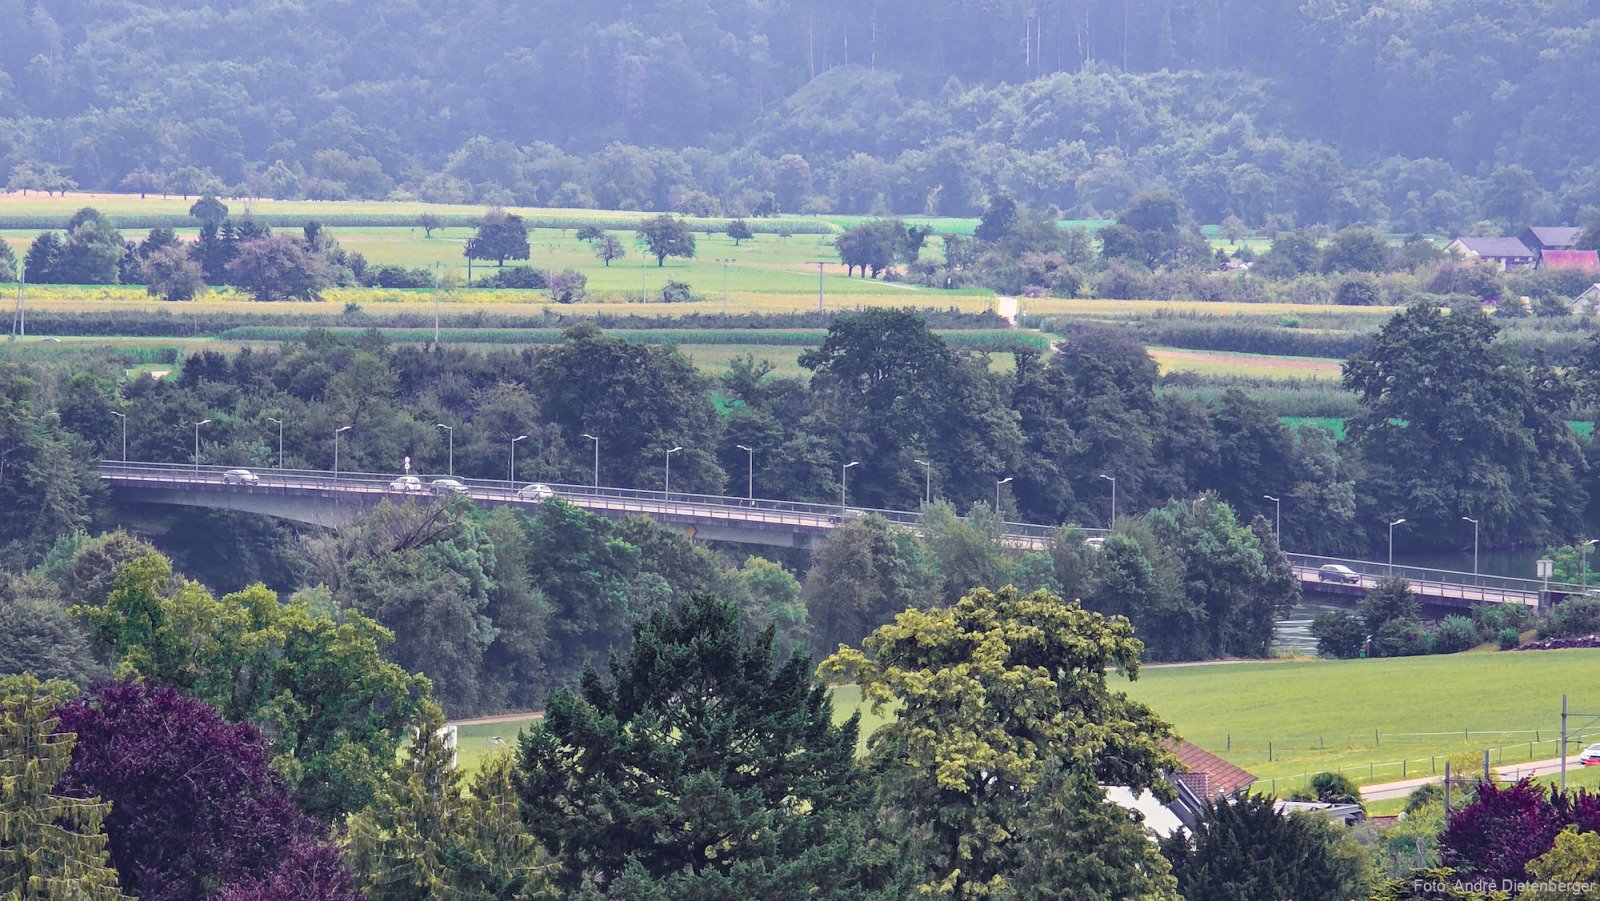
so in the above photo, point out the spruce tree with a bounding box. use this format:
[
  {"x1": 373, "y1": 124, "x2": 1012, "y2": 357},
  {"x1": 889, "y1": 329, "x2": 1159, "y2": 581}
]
[
  {"x1": 516, "y1": 594, "x2": 883, "y2": 896},
  {"x1": 0, "y1": 674, "x2": 125, "y2": 900}
]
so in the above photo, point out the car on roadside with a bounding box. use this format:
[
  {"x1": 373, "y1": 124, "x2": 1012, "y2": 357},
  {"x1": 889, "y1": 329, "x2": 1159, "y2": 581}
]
[
  {"x1": 1580, "y1": 743, "x2": 1600, "y2": 766},
  {"x1": 431, "y1": 478, "x2": 468, "y2": 496},
  {"x1": 1318, "y1": 564, "x2": 1362, "y2": 585},
  {"x1": 516, "y1": 483, "x2": 555, "y2": 501},
  {"x1": 389, "y1": 475, "x2": 427, "y2": 493},
  {"x1": 222, "y1": 469, "x2": 260, "y2": 485}
]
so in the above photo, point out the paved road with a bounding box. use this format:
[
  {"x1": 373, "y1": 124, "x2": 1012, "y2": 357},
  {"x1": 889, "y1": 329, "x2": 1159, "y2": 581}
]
[{"x1": 1360, "y1": 756, "x2": 1584, "y2": 802}]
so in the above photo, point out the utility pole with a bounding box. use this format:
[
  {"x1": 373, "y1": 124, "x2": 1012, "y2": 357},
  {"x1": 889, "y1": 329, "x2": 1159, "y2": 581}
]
[
  {"x1": 11, "y1": 260, "x2": 25, "y2": 338},
  {"x1": 1560, "y1": 695, "x2": 1600, "y2": 793},
  {"x1": 719, "y1": 258, "x2": 734, "y2": 315},
  {"x1": 432, "y1": 263, "x2": 442, "y2": 344},
  {"x1": 815, "y1": 262, "x2": 826, "y2": 313}
]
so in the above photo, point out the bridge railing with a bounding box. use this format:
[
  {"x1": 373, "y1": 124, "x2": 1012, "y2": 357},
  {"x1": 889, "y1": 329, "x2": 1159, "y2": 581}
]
[
  {"x1": 96, "y1": 461, "x2": 1091, "y2": 545},
  {"x1": 1288, "y1": 551, "x2": 1585, "y2": 597}
]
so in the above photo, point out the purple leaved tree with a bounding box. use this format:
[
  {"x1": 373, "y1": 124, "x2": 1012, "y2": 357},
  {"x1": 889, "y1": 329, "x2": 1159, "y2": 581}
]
[
  {"x1": 1440, "y1": 779, "x2": 1565, "y2": 882},
  {"x1": 219, "y1": 840, "x2": 363, "y2": 901},
  {"x1": 53, "y1": 680, "x2": 359, "y2": 901}
]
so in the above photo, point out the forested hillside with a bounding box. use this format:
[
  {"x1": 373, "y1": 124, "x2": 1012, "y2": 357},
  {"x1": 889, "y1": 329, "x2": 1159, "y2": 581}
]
[{"x1": 1, "y1": 0, "x2": 1595, "y2": 227}]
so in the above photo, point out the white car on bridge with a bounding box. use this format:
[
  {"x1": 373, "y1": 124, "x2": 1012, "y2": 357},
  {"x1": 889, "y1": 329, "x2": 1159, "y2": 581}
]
[
  {"x1": 431, "y1": 478, "x2": 468, "y2": 496},
  {"x1": 222, "y1": 469, "x2": 260, "y2": 485},
  {"x1": 517, "y1": 483, "x2": 555, "y2": 501},
  {"x1": 389, "y1": 476, "x2": 428, "y2": 493}
]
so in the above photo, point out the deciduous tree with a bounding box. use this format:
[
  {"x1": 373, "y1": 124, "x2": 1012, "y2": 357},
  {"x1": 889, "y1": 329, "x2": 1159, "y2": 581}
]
[
  {"x1": 821, "y1": 585, "x2": 1178, "y2": 897},
  {"x1": 636, "y1": 214, "x2": 696, "y2": 266}
]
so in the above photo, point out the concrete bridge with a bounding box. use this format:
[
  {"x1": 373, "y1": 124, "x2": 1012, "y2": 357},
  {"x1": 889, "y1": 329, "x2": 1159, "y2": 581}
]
[
  {"x1": 98, "y1": 462, "x2": 1579, "y2": 609},
  {"x1": 97, "y1": 461, "x2": 1066, "y2": 550}
]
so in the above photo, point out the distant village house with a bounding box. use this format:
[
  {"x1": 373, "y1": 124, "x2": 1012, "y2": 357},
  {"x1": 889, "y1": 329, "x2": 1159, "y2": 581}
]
[{"x1": 1446, "y1": 236, "x2": 1537, "y2": 270}]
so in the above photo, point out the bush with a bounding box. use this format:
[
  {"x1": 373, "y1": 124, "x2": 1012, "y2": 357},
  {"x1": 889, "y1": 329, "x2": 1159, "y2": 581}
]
[
  {"x1": 1430, "y1": 615, "x2": 1482, "y2": 654},
  {"x1": 1497, "y1": 628, "x2": 1521, "y2": 650},
  {"x1": 1541, "y1": 596, "x2": 1600, "y2": 639},
  {"x1": 473, "y1": 267, "x2": 547, "y2": 289},
  {"x1": 1308, "y1": 772, "x2": 1361, "y2": 805},
  {"x1": 549, "y1": 269, "x2": 587, "y2": 304},
  {"x1": 369, "y1": 265, "x2": 434, "y2": 289},
  {"x1": 659, "y1": 280, "x2": 698, "y2": 303},
  {"x1": 1371, "y1": 617, "x2": 1430, "y2": 658},
  {"x1": 1311, "y1": 610, "x2": 1366, "y2": 659},
  {"x1": 1334, "y1": 274, "x2": 1381, "y2": 306}
]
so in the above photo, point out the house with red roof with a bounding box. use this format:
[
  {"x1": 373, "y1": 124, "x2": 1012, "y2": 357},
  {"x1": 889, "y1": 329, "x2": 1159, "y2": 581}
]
[{"x1": 1538, "y1": 249, "x2": 1600, "y2": 271}]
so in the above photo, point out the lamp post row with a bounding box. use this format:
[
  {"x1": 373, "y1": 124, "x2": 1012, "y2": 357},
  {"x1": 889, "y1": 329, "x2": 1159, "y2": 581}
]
[{"x1": 110, "y1": 411, "x2": 1498, "y2": 573}]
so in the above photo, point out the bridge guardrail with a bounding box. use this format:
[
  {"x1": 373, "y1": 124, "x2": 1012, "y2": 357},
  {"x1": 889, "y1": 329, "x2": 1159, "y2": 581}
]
[
  {"x1": 1288, "y1": 552, "x2": 1585, "y2": 598},
  {"x1": 95, "y1": 461, "x2": 1091, "y2": 545}
]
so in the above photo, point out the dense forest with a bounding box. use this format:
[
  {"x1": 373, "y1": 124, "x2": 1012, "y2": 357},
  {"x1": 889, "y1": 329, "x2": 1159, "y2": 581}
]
[{"x1": 1, "y1": 1, "x2": 1597, "y2": 228}]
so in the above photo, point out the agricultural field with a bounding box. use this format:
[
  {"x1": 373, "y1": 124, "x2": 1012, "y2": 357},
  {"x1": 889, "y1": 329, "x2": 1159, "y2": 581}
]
[{"x1": 1147, "y1": 346, "x2": 1343, "y2": 381}]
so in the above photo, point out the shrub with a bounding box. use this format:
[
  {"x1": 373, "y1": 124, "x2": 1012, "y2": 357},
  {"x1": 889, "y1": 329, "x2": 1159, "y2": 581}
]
[
  {"x1": 1541, "y1": 596, "x2": 1600, "y2": 639},
  {"x1": 659, "y1": 280, "x2": 698, "y2": 303},
  {"x1": 549, "y1": 269, "x2": 587, "y2": 304},
  {"x1": 1311, "y1": 610, "x2": 1366, "y2": 659},
  {"x1": 1497, "y1": 628, "x2": 1521, "y2": 650},
  {"x1": 369, "y1": 265, "x2": 434, "y2": 289},
  {"x1": 1334, "y1": 274, "x2": 1381, "y2": 306},
  {"x1": 473, "y1": 266, "x2": 547, "y2": 289},
  {"x1": 1371, "y1": 617, "x2": 1430, "y2": 658},
  {"x1": 1430, "y1": 615, "x2": 1482, "y2": 654},
  {"x1": 1308, "y1": 772, "x2": 1361, "y2": 805}
]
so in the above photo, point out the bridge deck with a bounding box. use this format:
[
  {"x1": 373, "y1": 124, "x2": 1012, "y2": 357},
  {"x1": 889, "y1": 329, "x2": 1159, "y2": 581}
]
[{"x1": 98, "y1": 462, "x2": 1583, "y2": 609}]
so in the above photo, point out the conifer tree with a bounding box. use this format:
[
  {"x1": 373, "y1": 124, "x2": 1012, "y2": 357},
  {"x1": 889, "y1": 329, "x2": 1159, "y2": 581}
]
[
  {"x1": 0, "y1": 674, "x2": 125, "y2": 900},
  {"x1": 346, "y1": 702, "x2": 548, "y2": 899}
]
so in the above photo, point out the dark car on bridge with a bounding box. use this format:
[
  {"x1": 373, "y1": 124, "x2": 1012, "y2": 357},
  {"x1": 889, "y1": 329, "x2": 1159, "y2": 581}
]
[{"x1": 1317, "y1": 564, "x2": 1362, "y2": 585}]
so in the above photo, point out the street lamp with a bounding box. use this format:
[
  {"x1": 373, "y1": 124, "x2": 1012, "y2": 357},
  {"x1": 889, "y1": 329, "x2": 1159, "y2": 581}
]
[
  {"x1": 267, "y1": 417, "x2": 284, "y2": 469},
  {"x1": 664, "y1": 446, "x2": 683, "y2": 499},
  {"x1": 1388, "y1": 518, "x2": 1407, "y2": 573},
  {"x1": 436, "y1": 424, "x2": 454, "y2": 476},
  {"x1": 1099, "y1": 474, "x2": 1117, "y2": 527},
  {"x1": 736, "y1": 444, "x2": 754, "y2": 500},
  {"x1": 841, "y1": 461, "x2": 860, "y2": 512},
  {"x1": 193, "y1": 419, "x2": 212, "y2": 474},
  {"x1": 1462, "y1": 516, "x2": 1480, "y2": 575},
  {"x1": 1263, "y1": 494, "x2": 1281, "y2": 544},
  {"x1": 582, "y1": 433, "x2": 600, "y2": 487},
  {"x1": 333, "y1": 425, "x2": 351, "y2": 479},
  {"x1": 914, "y1": 459, "x2": 933, "y2": 505},
  {"x1": 509, "y1": 435, "x2": 528, "y2": 487},
  {"x1": 1582, "y1": 539, "x2": 1597, "y2": 593},
  {"x1": 995, "y1": 476, "x2": 1013, "y2": 513},
  {"x1": 110, "y1": 411, "x2": 127, "y2": 463}
]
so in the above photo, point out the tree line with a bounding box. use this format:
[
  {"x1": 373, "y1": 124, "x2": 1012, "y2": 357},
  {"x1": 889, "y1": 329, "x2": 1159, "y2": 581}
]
[{"x1": 3, "y1": 2, "x2": 1598, "y2": 235}]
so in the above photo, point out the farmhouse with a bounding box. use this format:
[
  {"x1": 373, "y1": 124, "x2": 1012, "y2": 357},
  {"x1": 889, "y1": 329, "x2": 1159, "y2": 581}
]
[
  {"x1": 1537, "y1": 249, "x2": 1600, "y2": 271},
  {"x1": 1522, "y1": 226, "x2": 1584, "y2": 252},
  {"x1": 1446, "y1": 236, "x2": 1537, "y2": 270},
  {"x1": 1109, "y1": 739, "x2": 1259, "y2": 838}
]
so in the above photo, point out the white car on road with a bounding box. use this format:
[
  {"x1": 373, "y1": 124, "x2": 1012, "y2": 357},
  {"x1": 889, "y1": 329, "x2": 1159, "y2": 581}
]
[
  {"x1": 222, "y1": 469, "x2": 260, "y2": 485},
  {"x1": 431, "y1": 478, "x2": 468, "y2": 496},
  {"x1": 517, "y1": 483, "x2": 555, "y2": 501},
  {"x1": 389, "y1": 476, "x2": 428, "y2": 493},
  {"x1": 1580, "y1": 743, "x2": 1600, "y2": 767}
]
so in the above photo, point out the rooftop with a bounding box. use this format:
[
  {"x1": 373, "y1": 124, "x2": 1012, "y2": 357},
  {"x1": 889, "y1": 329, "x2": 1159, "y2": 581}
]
[
  {"x1": 1165, "y1": 739, "x2": 1258, "y2": 797},
  {"x1": 1453, "y1": 237, "x2": 1535, "y2": 258}
]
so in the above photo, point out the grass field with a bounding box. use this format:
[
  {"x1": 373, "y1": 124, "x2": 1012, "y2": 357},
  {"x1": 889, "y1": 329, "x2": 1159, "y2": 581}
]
[
  {"x1": 445, "y1": 651, "x2": 1600, "y2": 795},
  {"x1": 1119, "y1": 651, "x2": 1600, "y2": 793},
  {"x1": 1024, "y1": 297, "x2": 1402, "y2": 319},
  {"x1": 1147, "y1": 346, "x2": 1343, "y2": 381}
]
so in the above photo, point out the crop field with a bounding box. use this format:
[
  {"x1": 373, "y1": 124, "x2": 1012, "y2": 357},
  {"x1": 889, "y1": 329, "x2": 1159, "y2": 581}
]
[
  {"x1": 1023, "y1": 297, "x2": 1402, "y2": 319},
  {"x1": 1147, "y1": 346, "x2": 1343, "y2": 381}
]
